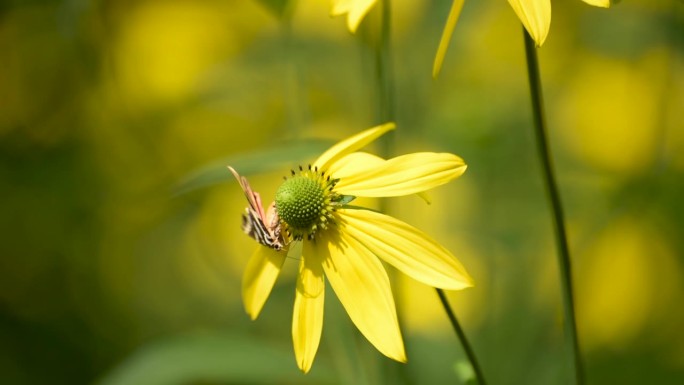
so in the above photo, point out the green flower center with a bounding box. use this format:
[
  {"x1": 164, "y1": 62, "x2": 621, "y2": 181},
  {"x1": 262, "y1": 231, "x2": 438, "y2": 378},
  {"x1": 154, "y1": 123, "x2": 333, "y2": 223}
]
[
  {"x1": 276, "y1": 176, "x2": 325, "y2": 229},
  {"x1": 274, "y1": 166, "x2": 338, "y2": 240}
]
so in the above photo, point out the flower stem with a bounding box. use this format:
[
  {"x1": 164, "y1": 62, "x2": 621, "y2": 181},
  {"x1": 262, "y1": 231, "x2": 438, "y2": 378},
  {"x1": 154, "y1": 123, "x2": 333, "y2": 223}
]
[
  {"x1": 377, "y1": 0, "x2": 395, "y2": 121},
  {"x1": 436, "y1": 289, "x2": 487, "y2": 385},
  {"x1": 375, "y1": 0, "x2": 395, "y2": 157},
  {"x1": 522, "y1": 27, "x2": 584, "y2": 385},
  {"x1": 370, "y1": 0, "x2": 396, "y2": 220},
  {"x1": 373, "y1": 4, "x2": 414, "y2": 385}
]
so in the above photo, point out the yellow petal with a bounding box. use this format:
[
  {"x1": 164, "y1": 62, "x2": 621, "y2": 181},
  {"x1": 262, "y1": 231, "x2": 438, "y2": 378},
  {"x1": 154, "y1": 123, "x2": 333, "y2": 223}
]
[
  {"x1": 333, "y1": 152, "x2": 467, "y2": 197},
  {"x1": 292, "y1": 241, "x2": 325, "y2": 373},
  {"x1": 314, "y1": 123, "x2": 395, "y2": 172},
  {"x1": 507, "y1": 0, "x2": 551, "y2": 47},
  {"x1": 346, "y1": 0, "x2": 378, "y2": 33},
  {"x1": 329, "y1": 152, "x2": 432, "y2": 204},
  {"x1": 330, "y1": 0, "x2": 352, "y2": 14},
  {"x1": 326, "y1": 152, "x2": 384, "y2": 178},
  {"x1": 433, "y1": 0, "x2": 465, "y2": 78},
  {"x1": 338, "y1": 208, "x2": 473, "y2": 290},
  {"x1": 242, "y1": 246, "x2": 287, "y2": 320},
  {"x1": 320, "y1": 232, "x2": 406, "y2": 362},
  {"x1": 330, "y1": 0, "x2": 378, "y2": 33},
  {"x1": 581, "y1": 0, "x2": 610, "y2": 7}
]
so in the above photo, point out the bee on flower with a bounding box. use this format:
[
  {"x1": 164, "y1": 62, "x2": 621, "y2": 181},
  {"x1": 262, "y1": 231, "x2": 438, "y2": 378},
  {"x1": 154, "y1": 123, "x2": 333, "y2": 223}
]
[{"x1": 229, "y1": 123, "x2": 473, "y2": 373}]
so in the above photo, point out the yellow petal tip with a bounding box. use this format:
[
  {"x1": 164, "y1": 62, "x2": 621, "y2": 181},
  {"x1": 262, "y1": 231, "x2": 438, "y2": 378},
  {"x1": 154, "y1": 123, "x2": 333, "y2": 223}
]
[
  {"x1": 509, "y1": 0, "x2": 550, "y2": 47},
  {"x1": 298, "y1": 362, "x2": 312, "y2": 374},
  {"x1": 380, "y1": 121, "x2": 396, "y2": 132},
  {"x1": 394, "y1": 351, "x2": 408, "y2": 363},
  {"x1": 582, "y1": 0, "x2": 610, "y2": 8},
  {"x1": 460, "y1": 273, "x2": 476, "y2": 288},
  {"x1": 246, "y1": 310, "x2": 258, "y2": 321},
  {"x1": 433, "y1": 0, "x2": 466, "y2": 79}
]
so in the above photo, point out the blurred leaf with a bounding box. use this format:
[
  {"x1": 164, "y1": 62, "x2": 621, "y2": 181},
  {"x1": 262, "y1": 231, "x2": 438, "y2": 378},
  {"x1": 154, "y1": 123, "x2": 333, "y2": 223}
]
[
  {"x1": 97, "y1": 332, "x2": 335, "y2": 385},
  {"x1": 254, "y1": 0, "x2": 294, "y2": 19},
  {"x1": 454, "y1": 360, "x2": 477, "y2": 385},
  {"x1": 174, "y1": 139, "x2": 334, "y2": 196}
]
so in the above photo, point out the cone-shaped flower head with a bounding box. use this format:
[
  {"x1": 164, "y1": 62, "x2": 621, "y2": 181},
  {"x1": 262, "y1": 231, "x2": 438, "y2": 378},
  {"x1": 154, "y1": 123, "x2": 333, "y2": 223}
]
[{"x1": 230, "y1": 123, "x2": 473, "y2": 373}]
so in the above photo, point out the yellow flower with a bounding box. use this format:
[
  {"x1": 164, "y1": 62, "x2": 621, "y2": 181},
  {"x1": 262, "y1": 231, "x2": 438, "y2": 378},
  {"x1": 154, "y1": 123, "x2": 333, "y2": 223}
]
[
  {"x1": 231, "y1": 123, "x2": 473, "y2": 373},
  {"x1": 330, "y1": 0, "x2": 378, "y2": 33},
  {"x1": 433, "y1": 0, "x2": 611, "y2": 77}
]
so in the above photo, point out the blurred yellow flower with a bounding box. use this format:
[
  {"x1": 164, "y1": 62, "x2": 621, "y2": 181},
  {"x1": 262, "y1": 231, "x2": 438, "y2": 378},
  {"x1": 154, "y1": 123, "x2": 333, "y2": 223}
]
[
  {"x1": 231, "y1": 123, "x2": 473, "y2": 373},
  {"x1": 433, "y1": 0, "x2": 611, "y2": 76},
  {"x1": 507, "y1": 0, "x2": 552, "y2": 47},
  {"x1": 330, "y1": 0, "x2": 378, "y2": 33}
]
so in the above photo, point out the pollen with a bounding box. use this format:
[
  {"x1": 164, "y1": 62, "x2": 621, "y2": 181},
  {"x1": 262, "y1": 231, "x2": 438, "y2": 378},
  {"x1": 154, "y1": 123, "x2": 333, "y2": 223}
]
[{"x1": 275, "y1": 168, "x2": 336, "y2": 240}]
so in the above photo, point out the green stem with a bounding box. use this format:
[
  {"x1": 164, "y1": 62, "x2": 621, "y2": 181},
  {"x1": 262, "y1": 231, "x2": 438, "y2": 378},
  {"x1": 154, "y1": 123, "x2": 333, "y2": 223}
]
[
  {"x1": 281, "y1": 15, "x2": 302, "y2": 139},
  {"x1": 522, "y1": 27, "x2": 584, "y2": 385},
  {"x1": 436, "y1": 289, "x2": 487, "y2": 385},
  {"x1": 371, "y1": 0, "x2": 395, "y2": 219},
  {"x1": 375, "y1": 0, "x2": 395, "y2": 157},
  {"x1": 374, "y1": 4, "x2": 413, "y2": 385}
]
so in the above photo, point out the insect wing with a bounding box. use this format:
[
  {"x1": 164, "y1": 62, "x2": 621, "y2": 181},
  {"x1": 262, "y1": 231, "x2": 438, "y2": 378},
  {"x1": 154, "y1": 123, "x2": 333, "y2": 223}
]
[
  {"x1": 265, "y1": 202, "x2": 280, "y2": 230},
  {"x1": 243, "y1": 207, "x2": 281, "y2": 249},
  {"x1": 227, "y1": 166, "x2": 268, "y2": 223},
  {"x1": 228, "y1": 166, "x2": 284, "y2": 251}
]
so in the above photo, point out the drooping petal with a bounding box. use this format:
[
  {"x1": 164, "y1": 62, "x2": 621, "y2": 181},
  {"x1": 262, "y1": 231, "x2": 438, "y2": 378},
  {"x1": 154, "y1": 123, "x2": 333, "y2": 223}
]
[
  {"x1": 581, "y1": 0, "x2": 610, "y2": 7},
  {"x1": 507, "y1": 0, "x2": 551, "y2": 47},
  {"x1": 338, "y1": 208, "x2": 473, "y2": 290},
  {"x1": 433, "y1": 0, "x2": 466, "y2": 78},
  {"x1": 314, "y1": 123, "x2": 395, "y2": 172},
  {"x1": 292, "y1": 241, "x2": 325, "y2": 373},
  {"x1": 330, "y1": 0, "x2": 378, "y2": 33},
  {"x1": 242, "y1": 246, "x2": 287, "y2": 320},
  {"x1": 333, "y1": 152, "x2": 466, "y2": 197},
  {"x1": 320, "y1": 232, "x2": 406, "y2": 362}
]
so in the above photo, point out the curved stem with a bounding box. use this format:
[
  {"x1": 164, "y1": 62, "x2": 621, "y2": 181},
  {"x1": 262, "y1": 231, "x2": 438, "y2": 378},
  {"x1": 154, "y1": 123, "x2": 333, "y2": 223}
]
[
  {"x1": 436, "y1": 289, "x2": 487, "y2": 385},
  {"x1": 522, "y1": 27, "x2": 584, "y2": 385}
]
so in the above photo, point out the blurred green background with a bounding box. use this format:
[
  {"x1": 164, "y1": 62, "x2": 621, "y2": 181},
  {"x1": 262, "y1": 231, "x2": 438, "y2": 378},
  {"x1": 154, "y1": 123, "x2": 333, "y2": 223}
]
[{"x1": 1, "y1": 0, "x2": 683, "y2": 384}]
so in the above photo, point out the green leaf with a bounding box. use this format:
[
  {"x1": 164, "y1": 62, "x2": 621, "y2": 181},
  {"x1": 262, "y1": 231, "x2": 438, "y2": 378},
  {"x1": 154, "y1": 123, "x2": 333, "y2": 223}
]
[
  {"x1": 97, "y1": 332, "x2": 335, "y2": 385},
  {"x1": 174, "y1": 139, "x2": 334, "y2": 196},
  {"x1": 333, "y1": 195, "x2": 356, "y2": 206}
]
